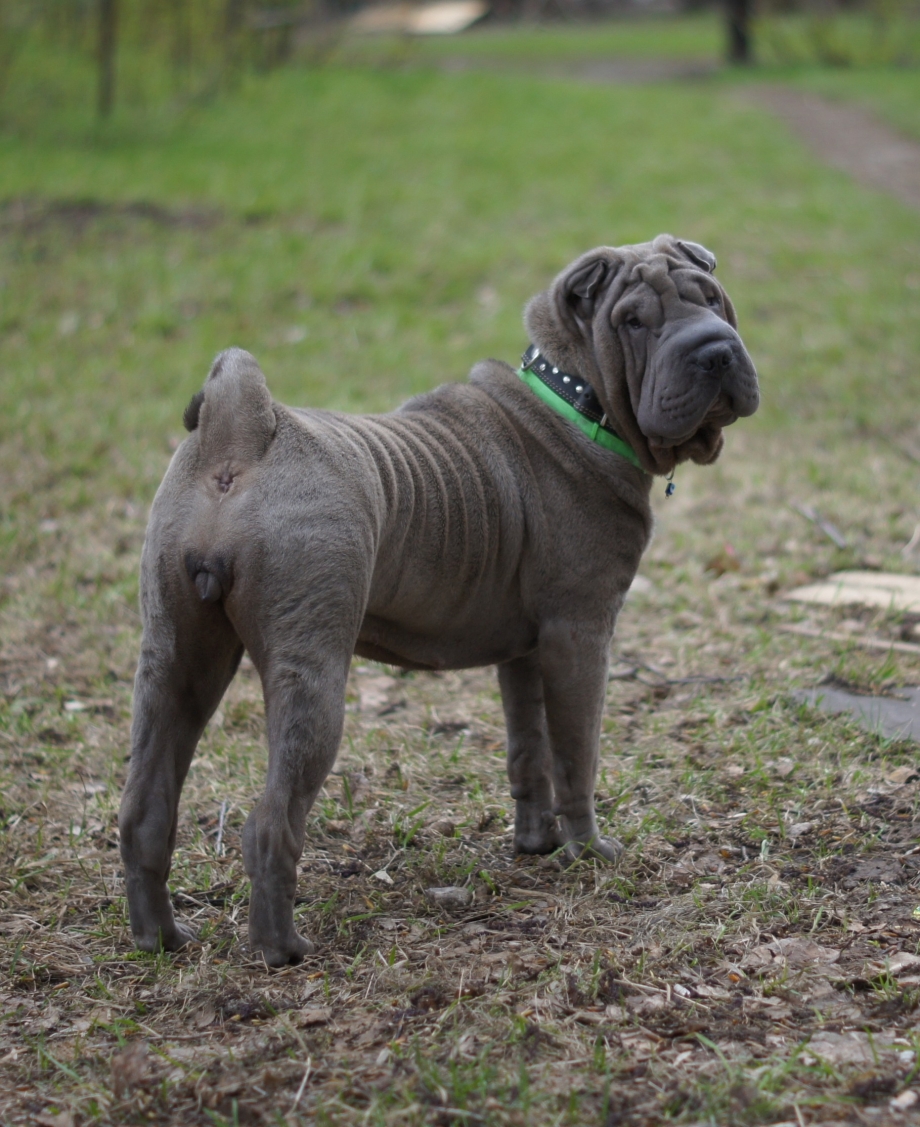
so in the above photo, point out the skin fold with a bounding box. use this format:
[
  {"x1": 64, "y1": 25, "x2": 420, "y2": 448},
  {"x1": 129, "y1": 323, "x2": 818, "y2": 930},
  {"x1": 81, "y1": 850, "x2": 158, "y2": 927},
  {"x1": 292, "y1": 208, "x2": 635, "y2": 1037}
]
[{"x1": 119, "y1": 235, "x2": 759, "y2": 966}]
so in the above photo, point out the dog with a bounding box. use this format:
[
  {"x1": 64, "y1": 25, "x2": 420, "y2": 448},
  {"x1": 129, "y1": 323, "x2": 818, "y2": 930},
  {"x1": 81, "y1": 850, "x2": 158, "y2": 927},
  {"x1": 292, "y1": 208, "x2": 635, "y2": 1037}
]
[{"x1": 119, "y1": 235, "x2": 759, "y2": 966}]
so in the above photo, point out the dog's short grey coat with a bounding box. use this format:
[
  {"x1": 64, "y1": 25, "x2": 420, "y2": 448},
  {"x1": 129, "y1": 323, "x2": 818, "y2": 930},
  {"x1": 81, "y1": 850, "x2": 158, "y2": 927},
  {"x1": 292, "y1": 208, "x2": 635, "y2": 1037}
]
[{"x1": 119, "y1": 236, "x2": 759, "y2": 965}]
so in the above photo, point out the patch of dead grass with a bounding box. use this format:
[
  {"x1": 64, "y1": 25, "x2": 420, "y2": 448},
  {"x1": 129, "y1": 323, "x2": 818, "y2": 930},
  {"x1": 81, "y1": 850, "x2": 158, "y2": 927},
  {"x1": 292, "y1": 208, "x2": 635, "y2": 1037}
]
[{"x1": 4, "y1": 436, "x2": 920, "y2": 1125}]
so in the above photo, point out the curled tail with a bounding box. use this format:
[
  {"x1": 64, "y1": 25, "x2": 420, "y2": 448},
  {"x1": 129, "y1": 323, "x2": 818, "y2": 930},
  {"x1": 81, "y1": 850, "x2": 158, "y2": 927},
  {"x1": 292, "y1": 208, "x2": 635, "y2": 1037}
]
[
  {"x1": 181, "y1": 348, "x2": 277, "y2": 604},
  {"x1": 183, "y1": 347, "x2": 277, "y2": 466}
]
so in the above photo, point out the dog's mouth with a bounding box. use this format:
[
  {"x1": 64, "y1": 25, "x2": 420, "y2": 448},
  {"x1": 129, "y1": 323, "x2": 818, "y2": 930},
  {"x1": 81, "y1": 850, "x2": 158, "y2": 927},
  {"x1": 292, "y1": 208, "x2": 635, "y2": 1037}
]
[
  {"x1": 643, "y1": 393, "x2": 738, "y2": 473},
  {"x1": 645, "y1": 392, "x2": 737, "y2": 450}
]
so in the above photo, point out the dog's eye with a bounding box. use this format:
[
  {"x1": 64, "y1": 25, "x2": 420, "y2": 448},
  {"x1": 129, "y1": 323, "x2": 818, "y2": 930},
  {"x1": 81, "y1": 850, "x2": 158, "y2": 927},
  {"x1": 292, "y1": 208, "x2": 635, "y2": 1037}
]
[
  {"x1": 706, "y1": 295, "x2": 722, "y2": 309},
  {"x1": 625, "y1": 316, "x2": 643, "y2": 330}
]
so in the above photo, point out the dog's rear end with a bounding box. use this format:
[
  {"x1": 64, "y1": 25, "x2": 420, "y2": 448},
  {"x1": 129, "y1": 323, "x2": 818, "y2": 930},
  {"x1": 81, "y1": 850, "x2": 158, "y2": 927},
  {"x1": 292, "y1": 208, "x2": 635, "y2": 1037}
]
[
  {"x1": 120, "y1": 351, "x2": 288, "y2": 957},
  {"x1": 122, "y1": 347, "x2": 390, "y2": 964}
]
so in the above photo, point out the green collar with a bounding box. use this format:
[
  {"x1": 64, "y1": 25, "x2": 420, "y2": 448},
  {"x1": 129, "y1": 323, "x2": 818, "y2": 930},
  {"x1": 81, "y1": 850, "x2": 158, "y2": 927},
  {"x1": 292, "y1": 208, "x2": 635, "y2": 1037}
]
[{"x1": 517, "y1": 365, "x2": 646, "y2": 471}]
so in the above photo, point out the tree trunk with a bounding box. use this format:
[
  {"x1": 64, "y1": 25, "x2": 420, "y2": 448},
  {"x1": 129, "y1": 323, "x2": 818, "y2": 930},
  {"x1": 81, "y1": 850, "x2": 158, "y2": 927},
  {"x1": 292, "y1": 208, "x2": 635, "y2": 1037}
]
[
  {"x1": 97, "y1": 0, "x2": 118, "y2": 118},
  {"x1": 170, "y1": 0, "x2": 191, "y2": 71},
  {"x1": 225, "y1": 0, "x2": 247, "y2": 37},
  {"x1": 726, "y1": 0, "x2": 752, "y2": 64},
  {"x1": 224, "y1": 0, "x2": 246, "y2": 77}
]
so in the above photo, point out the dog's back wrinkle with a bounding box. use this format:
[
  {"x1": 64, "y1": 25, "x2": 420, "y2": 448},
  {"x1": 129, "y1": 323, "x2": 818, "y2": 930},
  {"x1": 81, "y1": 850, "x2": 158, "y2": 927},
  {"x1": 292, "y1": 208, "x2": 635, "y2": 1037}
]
[
  {"x1": 195, "y1": 348, "x2": 277, "y2": 466},
  {"x1": 282, "y1": 388, "x2": 525, "y2": 622}
]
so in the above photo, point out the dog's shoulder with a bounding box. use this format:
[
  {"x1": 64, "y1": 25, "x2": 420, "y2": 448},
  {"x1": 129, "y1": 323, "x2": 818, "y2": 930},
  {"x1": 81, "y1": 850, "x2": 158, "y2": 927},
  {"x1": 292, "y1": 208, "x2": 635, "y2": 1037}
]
[{"x1": 394, "y1": 364, "x2": 511, "y2": 421}]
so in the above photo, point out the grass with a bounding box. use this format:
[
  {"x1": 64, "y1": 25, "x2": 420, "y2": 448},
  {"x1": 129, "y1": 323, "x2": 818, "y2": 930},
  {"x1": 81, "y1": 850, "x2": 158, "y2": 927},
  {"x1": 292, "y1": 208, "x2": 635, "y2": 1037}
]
[
  {"x1": 340, "y1": 9, "x2": 920, "y2": 70},
  {"x1": 3, "y1": 19, "x2": 920, "y2": 1126},
  {"x1": 339, "y1": 11, "x2": 724, "y2": 65}
]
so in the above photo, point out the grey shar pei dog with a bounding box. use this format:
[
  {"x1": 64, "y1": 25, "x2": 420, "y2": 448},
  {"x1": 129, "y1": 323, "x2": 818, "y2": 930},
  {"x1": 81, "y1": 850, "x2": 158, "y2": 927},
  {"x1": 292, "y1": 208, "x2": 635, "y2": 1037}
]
[{"x1": 120, "y1": 235, "x2": 759, "y2": 966}]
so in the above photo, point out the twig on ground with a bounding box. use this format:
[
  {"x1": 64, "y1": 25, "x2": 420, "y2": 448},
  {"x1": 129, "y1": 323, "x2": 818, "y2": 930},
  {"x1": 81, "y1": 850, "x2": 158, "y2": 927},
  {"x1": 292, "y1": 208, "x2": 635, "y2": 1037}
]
[
  {"x1": 903, "y1": 522, "x2": 920, "y2": 557},
  {"x1": 215, "y1": 799, "x2": 229, "y2": 856},
  {"x1": 614, "y1": 660, "x2": 743, "y2": 687},
  {"x1": 779, "y1": 622, "x2": 920, "y2": 656},
  {"x1": 792, "y1": 503, "x2": 848, "y2": 550},
  {"x1": 291, "y1": 1056, "x2": 312, "y2": 1111}
]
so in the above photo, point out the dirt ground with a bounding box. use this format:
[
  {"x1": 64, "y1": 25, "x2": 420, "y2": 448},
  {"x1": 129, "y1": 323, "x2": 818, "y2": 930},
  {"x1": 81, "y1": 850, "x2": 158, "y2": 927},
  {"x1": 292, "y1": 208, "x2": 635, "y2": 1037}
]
[
  {"x1": 753, "y1": 87, "x2": 920, "y2": 213},
  {"x1": 4, "y1": 77, "x2": 920, "y2": 1127},
  {"x1": 6, "y1": 420, "x2": 920, "y2": 1126}
]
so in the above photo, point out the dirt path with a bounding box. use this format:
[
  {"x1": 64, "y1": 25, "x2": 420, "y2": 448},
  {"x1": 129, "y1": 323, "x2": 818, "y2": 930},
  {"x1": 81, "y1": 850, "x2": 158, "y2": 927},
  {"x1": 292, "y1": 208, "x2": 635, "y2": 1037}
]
[
  {"x1": 445, "y1": 55, "x2": 920, "y2": 211},
  {"x1": 753, "y1": 85, "x2": 920, "y2": 211}
]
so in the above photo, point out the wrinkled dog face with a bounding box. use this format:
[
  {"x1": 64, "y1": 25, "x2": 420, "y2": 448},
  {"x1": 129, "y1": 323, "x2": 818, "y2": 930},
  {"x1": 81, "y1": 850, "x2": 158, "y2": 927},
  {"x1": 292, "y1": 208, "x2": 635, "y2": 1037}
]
[{"x1": 525, "y1": 235, "x2": 760, "y2": 475}]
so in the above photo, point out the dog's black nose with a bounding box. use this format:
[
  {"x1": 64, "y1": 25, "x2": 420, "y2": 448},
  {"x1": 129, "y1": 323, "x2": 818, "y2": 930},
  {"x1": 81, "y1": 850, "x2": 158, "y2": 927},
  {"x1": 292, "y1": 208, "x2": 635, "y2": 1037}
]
[{"x1": 694, "y1": 340, "x2": 734, "y2": 373}]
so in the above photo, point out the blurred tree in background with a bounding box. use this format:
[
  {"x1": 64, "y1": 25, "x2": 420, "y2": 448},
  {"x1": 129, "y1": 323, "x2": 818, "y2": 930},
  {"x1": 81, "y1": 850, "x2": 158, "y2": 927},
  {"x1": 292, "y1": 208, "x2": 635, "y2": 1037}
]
[
  {"x1": 0, "y1": 0, "x2": 313, "y2": 118},
  {"x1": 0, "y1": 0, "x2": 917, "y2": 121}
]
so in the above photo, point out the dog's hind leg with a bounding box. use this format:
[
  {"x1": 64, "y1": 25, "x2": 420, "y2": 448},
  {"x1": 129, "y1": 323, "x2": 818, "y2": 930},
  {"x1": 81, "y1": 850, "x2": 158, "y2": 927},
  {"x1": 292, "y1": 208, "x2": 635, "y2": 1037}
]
[
  {"x1": 241, "y1": 624, "x2": 353, "y2": 967},
  {"x1": 498, "y1": 652, "x2": 562, "y2": 855},
  {"x1": 119, "y1": 573, "x2": 243, "y2": 952},
  {"x1": 538, "y1": 621, "x2": 623, "y2": 863}
]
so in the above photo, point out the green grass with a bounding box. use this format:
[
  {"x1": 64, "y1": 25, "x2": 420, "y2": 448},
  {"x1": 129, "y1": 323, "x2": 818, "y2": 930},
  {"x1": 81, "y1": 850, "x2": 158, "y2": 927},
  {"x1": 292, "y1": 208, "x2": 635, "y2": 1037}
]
[
  {"x1": 340, "y1": 10, "x2": 920, "y2": 71},
  {"x1": 2, "y1": 53, "x2": 920, "y2": 567},
  {"x1": 3, "y1": 22, "x2": 920, "y2": 1127},
  {"x1": 341, "y1": 11, "x2": 724, "y2": 64}
]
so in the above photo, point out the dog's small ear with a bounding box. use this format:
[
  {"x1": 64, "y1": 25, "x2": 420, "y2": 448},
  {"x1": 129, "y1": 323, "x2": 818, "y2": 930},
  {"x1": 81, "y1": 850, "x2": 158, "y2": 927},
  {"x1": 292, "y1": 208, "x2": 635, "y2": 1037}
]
[
  {"x1": 676, "y1": 240, "x2": 717, "y2": 273},
  {"x1": 565, "y1": 258, "x2": 612, "y2": 321},
  {"x1": 183, "y1": 389, "x2": 205, "y2": 432}
]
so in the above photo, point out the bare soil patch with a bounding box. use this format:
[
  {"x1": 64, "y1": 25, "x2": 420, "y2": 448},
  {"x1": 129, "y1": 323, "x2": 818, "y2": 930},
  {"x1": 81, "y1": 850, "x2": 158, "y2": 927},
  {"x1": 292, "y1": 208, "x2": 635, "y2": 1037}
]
[
  {"x1": 0, "y1": 198, "x2": 224, "y2": 241},
  {"x1": 754, "y1": 86, "x2": 920, "y2": 211},
  {"x1": 5, "y1": 434, "x2": 920, "y2": 1124}
]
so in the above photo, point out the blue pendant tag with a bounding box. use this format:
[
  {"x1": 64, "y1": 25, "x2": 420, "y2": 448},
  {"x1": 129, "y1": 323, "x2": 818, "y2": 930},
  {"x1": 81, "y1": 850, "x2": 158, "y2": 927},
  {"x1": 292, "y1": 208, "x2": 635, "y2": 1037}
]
[{"x1": 665, "y1": 480, "x2": 675, "y2": 498}]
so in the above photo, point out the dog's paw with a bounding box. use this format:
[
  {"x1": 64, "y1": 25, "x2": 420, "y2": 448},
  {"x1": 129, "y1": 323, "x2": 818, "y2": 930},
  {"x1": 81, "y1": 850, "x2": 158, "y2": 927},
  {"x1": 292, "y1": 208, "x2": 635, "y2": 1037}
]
[
  {"x1": 513, "y1": 805, "x2": 561, "y2": 855},
  {"x1": 134, "y1": 920, "x2": 198, "y2": 953},
  {"x1": 251, "y1": 932, "x2": 316, "y2": 968},
  {"x1": 562, "y1": 834, "x2": 624, "y2": 865}
]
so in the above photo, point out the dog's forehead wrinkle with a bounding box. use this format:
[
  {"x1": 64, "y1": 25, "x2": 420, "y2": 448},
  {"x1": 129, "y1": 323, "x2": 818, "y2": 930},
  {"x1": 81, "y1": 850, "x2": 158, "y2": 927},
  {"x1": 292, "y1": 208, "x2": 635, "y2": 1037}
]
[
  {"x1": 634, "y1": 261, "x2": 682, "y2": 305},
  {"x1": 673, "y1": 272, "x2": 719, "y2": 305},
  {"x1": 613, "y1": 282, "x2": 663, "y2": 325}
]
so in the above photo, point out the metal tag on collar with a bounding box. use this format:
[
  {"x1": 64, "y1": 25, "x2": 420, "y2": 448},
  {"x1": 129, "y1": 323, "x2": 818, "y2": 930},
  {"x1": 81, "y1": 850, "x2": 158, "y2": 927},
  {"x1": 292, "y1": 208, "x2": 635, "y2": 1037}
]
[
  {"x1": 521, "y1": 345, "x2": 541, "y2": 372},
  {"x1": 665, "y1": 471, "x2": 676, "y2": 498}
]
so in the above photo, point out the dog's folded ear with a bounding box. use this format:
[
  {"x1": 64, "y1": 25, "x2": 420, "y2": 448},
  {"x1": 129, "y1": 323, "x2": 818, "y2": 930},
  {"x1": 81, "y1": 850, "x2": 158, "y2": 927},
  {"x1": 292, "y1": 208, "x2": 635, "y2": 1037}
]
[
  {"x1": 563, "y1": 256, "x2": 618, "y2": 323},
  {"x1": 676, "y1": 240, "x2": 717, "y2": 273}
]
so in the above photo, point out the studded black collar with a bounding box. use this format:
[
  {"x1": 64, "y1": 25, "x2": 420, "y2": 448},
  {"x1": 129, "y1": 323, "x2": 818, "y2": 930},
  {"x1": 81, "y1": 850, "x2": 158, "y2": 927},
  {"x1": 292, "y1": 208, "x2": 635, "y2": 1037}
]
[
  {"x1": 520, "y1": 344, "x2": 611, "y2": 427},
  {"x1": 517, "y1": 344, "x2": 646, "y2": 472}
]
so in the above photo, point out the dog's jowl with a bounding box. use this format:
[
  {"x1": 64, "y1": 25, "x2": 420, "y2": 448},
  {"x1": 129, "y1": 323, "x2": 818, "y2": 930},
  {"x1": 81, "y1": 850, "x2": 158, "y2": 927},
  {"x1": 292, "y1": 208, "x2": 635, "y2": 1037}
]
[{"x1": 119, "y1": 236, "x2": 759, "y2": 966}]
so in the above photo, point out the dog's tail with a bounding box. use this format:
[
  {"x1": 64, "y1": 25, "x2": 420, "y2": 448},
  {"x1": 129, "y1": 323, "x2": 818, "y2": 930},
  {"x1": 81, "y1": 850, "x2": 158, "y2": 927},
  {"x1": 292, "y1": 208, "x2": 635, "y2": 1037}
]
[
  {"x1": 183, "y1": 348, "x2": 277, "y2": 467},
  {"x1": 180, "y1": 349, "x2": 276, "y2": 604}
]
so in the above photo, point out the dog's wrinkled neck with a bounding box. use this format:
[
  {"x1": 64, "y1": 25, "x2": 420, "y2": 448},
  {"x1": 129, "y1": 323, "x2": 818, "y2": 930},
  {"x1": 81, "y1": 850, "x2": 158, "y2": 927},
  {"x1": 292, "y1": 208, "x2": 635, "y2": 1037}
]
[
  {"x1": 517, "y1": 345, "x2": 646, "y2": 471},
  {"x1": 525, "y1": 287, "x2": 663, "y2": 474}
]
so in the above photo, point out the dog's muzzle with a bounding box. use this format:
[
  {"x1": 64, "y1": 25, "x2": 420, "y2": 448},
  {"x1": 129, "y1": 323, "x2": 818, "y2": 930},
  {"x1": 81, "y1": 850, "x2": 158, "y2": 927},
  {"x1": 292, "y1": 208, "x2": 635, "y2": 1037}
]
[{"x1": 638, "y1": 320, "x2": 759, "y2": 446}]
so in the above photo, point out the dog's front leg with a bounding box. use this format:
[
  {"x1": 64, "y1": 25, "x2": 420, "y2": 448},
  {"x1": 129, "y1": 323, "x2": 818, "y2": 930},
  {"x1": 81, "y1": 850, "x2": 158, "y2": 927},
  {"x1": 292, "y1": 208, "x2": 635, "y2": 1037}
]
[
  {"x1": 498, "y1": 652, "x2": 562, "y2": 855},
  {"x1": 538, "y1": 620, "x2": 622, "y2": 863},
  {"x1": 242, "y1": 654, "x2": 347, "y2": 967}
]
